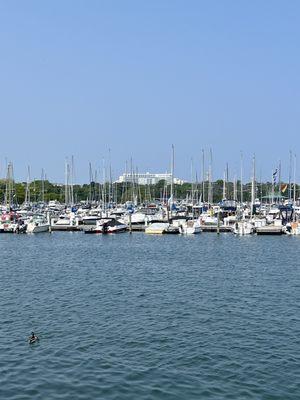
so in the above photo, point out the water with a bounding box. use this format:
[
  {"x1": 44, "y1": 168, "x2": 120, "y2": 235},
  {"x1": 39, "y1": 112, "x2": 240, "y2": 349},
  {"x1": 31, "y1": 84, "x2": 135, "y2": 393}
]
[{"x1": 0, "y1": 232, "x2": 299, "y2": 399}]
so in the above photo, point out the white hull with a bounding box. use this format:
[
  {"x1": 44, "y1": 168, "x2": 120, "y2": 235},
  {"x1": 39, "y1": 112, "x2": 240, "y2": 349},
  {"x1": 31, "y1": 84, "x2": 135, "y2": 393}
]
[
  {"x1": 145, "y1": 223, "x2": 169, "y2": 234},
  {"x1": 234, "y1": 221, "x2": 254, "y2": 235},
  {"x1": 94, "y1": 219, "x2": 127, "y2": 233},
  {"x1": 286, "y1": 222, "x2": 300, "y2": 235},
  {"x1": 106, "y1": 225, "x2": 127, "y2": 233},
  {"x1": 27, "y1": 223, "x2": 50, "y2": 233},
  {"x1": 183, "y1": 226, "x2": 201, "y2": 234},
  {"x1": 179, "y1": 221, "x2": 201, "y2": 234}
]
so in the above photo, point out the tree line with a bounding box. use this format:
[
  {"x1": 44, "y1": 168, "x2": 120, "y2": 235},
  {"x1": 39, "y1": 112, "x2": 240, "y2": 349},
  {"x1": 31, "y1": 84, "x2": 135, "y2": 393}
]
[{"x1": 0, "y1": 178, "x2": 295, "y2": 206}]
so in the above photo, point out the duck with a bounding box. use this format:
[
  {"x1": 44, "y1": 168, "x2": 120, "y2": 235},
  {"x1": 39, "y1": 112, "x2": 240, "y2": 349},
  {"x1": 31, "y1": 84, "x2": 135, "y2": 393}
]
[{"x1": 28, "y1": 332, "x2": 39, "y2": 344}]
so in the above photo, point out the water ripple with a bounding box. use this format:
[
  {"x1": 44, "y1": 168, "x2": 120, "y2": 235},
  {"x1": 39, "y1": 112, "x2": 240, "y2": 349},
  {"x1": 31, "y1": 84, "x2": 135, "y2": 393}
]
[{"x1": 0, "y1": 233, "x2": 299, "y2": 399}]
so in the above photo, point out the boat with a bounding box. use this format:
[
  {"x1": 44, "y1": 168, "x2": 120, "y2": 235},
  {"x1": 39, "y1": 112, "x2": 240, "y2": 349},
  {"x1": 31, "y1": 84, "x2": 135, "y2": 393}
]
[
  {"x1": 179, "y1": 219, "x2": 201, "y2": 234},
  {"x1": 285, "y1": 221, "x2": 300, "y2": 235},
  {"x1": 145, "y1": 222, "x2": 169, "y2": 234},
  {"x1": 26, "y1": 216, "x2": 50, "y2": 233},
  {"x1": 256, "y1": 224, "x2": 283, "y2": 235},
  {"x1": 233, "y1": 220, "x2": 254, "y2": 235},
  {"x1": 0, "y1": 212, "x2": 26, "y2": 233},
  {"x1": 85, "y1": 218, "x2": 127, "y2": 233},
  {"x1": 51, "y1": 214, "x2": 79, "y2": 231}
]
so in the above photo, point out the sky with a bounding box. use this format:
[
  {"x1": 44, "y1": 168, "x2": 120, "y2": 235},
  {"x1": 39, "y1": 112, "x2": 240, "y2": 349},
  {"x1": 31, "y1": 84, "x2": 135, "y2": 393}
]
[{"x1": 0, "y1": 1, "x2": 299, "y2": 183}]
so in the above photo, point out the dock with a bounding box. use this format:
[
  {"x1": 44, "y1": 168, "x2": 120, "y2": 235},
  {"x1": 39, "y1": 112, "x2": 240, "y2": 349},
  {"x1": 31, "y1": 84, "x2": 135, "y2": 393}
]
[
  {"x1": 256, "y1": 226, "x2": 283, "y2": 235},
  {"x1": 201, "y1": 225, "x2": 233, "y2": 233},
  {"x1": 51, "y1": 225, "x2": 81, "y2": 231}
]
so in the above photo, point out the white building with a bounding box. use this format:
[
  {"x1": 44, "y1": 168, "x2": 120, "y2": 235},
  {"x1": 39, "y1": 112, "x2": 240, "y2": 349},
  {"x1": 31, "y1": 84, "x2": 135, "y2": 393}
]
[{"x1": 117, "y1": 172, "x2": 184, "y2": 185}]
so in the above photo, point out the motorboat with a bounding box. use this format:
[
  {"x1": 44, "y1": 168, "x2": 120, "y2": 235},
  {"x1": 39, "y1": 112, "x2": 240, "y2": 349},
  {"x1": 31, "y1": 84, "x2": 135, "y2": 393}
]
[
  {"x1": 145, "y1": 222, "x2": 169, "y2": 234},
  {"x1": 179, "y1": 219, "x2": 201, "y2": 234},
  {"x1": 26, "y1": 216, "x2": 50, "y2": 233},
  {"x1": 233, "y1": 220, "x2": 254, "y2": 235},
  {"x1": 85, "y1": 218, "x2": 127, "y2": 233}
]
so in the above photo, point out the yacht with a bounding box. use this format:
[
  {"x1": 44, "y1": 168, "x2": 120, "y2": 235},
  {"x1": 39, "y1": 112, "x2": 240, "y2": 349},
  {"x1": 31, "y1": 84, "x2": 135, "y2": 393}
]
[
  {"x1": 179, "y1": 219, "x2": 201, "y2": 234},
  {"x1": 85, "y1": 218, "x2": 127, "y2": 233},
  {"x1": 145, "y1": 222, "x2": 169, "y2": 234},
  {"x1": 26, "y1": 216, "x2": 50, "y2": 233}
]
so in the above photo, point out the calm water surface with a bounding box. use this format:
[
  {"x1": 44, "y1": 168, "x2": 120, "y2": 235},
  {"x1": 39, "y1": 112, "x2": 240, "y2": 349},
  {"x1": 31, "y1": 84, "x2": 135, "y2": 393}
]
[{"x1": 0, "y1": 232, "x2": 299, "y2": 399}]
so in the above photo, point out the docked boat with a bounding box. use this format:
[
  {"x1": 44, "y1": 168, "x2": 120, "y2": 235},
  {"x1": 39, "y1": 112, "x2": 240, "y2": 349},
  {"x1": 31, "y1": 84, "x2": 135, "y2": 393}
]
[
  {"x1": 82, "y1": 214, "x2": 102, "y2": 226},
  {"x1": 26, "y1": 216, "x2": 50, "y2": 233},
  {"x1": 285, "y1": 221, "x2": 300, "y2": 235},
  {"x1": 85, "y1": 218, "x2": 127, "y2": 233},
  {"x1": 0, "y1": 212, "x2": 26, "y2": 233},
  {"x1": 256, "y1": 223, "x2": 283, "y2": 235},
  {"x1": 179, "y1": 219, "x2": 201, "y2": 234},
  {"x1": 145, "y1": 222, "x2": 169, "y2": 234},
  {"x1": 51, "y1": 214, "x2": 79, "y2": 231},
  {"x1": 233, "y1": 220, "x2": 254, "y2": 235}
]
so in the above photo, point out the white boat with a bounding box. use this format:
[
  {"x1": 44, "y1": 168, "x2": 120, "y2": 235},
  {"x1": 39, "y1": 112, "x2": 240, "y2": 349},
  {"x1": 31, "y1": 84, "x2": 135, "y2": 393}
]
[
  {"x1": 51, "y1": 213, "x2": 79, "y2": 230},
  {"x1": 0, "y1": 221, "x2": 19, "y2": 233},
  {"x1": 179, "y1": 220, "x2": 201, "y2": 234},
  {"x1": 0, "y1": 212, "x2": 25, "y2": 233},
  {"x1": 123, "y1": 212, "x2": 146, "y2": 225},
  {"x1": 200, "y1": 213, "x2": 218, "y2": 225},
  {"x1": 233, "y1": 221, "x2": 254, "y2": 235},
  {"x1": 82, "y1": 215, "x2": 102, "y2": 225},
  {"x1": 286, "y1": 221, "x2": 300, "y2": 235},
  {"x1": 145, "y1": 222, "x2": 169, "y2": 234},
  {"x1": 266, "y1": 207, "x2": 280, "y2": 223},
  {"x1": 86, "y1": 218, "x2": 127, "y2": 233},
  {"x1": 26, "y1": 216, "x2": 50, "y2": 233}
]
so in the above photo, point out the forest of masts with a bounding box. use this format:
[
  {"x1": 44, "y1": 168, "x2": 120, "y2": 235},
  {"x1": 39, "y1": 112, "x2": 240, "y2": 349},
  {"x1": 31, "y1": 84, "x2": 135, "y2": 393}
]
[{"x1": 0, "y1": 149, "x2": 298, "y2": 207}]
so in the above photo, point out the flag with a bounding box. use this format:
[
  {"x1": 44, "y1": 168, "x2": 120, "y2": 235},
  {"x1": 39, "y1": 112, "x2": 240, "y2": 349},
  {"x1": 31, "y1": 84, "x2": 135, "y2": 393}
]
[
  {"x1": 281, "y1": 184, "x2": 288, "y2": 193},
  {"x1": 273, "y1": 169, "x2": 278, "y2": 184}
]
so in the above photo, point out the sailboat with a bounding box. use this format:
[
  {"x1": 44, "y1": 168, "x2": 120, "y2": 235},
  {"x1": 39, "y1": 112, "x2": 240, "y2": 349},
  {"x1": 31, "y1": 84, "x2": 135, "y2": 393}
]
[
  {"x1": 286, "y1": 154, "x2": 300, "y2": 235},
  {"x1": 234, "y1": 155, "x2": 255, "y2": 235}
]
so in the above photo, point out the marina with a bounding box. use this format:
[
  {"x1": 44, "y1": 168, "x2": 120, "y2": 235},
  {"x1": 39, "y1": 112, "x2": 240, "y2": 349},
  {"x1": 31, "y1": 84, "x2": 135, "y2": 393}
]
[
  {"x1": 1, "y1": 194, "x2": 300, "y2": 236},
  {"x1": 1, "y1": 1, "x2": 300, "y2": 398},
  {"x1": 0, "y1": 199, "x2": 298, "y2": 237},
  {"x1": 1, "y1": 152, "x2": 300, "y2": 238}
]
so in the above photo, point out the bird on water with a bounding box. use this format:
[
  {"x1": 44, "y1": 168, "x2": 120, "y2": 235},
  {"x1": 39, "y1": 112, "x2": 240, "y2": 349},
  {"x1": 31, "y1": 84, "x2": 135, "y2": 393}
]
[{"x1": 28, "y1": 332, "x2": 39, "y2": 344}]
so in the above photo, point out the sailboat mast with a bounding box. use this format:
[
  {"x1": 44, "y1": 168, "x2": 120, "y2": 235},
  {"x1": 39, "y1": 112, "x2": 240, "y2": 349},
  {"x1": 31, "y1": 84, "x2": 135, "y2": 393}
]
[
  {"x1": 251, "y1": 155, "x2": 256, "y2": 218},
  {"x1": 202, "y1": 149, "x2": 205, "y2": 203},
  {"x1": 289, "y1": 150, "x2": 292, "y2": 201},
  {"x1": 102, "y1": 158, "x2": 106, "y2": 211},
  {"x1": 293, "y1": 154, "x2": 297, "y2": 222},
  {"x1": 41, "y1": 168, "x2": 45, "y2": 203},
  {"x1": 233, "y1": 174, "x2": 237, "y2": 202},
  {"x1": 71, "y1": 155, "x2": 74, "y2": 205},
  {"x1": 222, "y1": 169, "x2": 226, "y2": 200},
  {"x1": 190, "y1": 157, "x2": 194, "y2": 204},
  {"x1": 65, "y1": 159, "x2": 69, "y2": 205},
  {"x1": 226, "y1": 162, "x2": 229, "y2": 199},
  {"x1": 109, "y1": 149, "x2": 112, "y2": 205},
  {"x1": 208, "y1": 148, "x2": 213, "y2": 205},
  {"x1": 25, "y1": 165, "x2": 31, "y2": 204},
  {"x1": 278, "y1": 159, "x2": 281, "y2": 202},
  {"x1": 240, "y1": 151, "x2": 243, "y2": 204},
  {"x1": 170, "y1": 144, "x2": 174, "y2": 206}
]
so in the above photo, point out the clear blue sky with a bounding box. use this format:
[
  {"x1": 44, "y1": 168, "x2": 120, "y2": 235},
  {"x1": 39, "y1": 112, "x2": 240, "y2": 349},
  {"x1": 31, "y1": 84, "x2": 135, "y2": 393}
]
[{"x1": 0, "y1": 1, "x2": 299, "y2": 183}]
